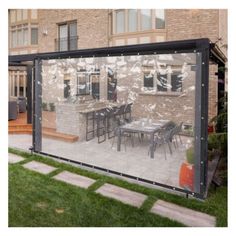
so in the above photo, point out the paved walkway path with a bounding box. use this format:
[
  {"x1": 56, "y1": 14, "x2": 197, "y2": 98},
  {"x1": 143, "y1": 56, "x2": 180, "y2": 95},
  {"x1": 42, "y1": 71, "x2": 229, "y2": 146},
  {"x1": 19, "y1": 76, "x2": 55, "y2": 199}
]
[
  {"x1": 23, "y1": 161, "x2": 57, "y2": 174},
  {"x1": 96, "y1": 183, "x2": 147, "y2": 208},
  {"x1": 151, "y1": 199, "x2": 216, "y2": 227},
  {"x1": 8, "y1": 153, "x2": 25, "y2": 163},
  {"x1": 9, "y1": 152, "x2": 216, "y2": 227},
  {"x1": 53, "y1": 170, "x2": 96, "y2": 189}
]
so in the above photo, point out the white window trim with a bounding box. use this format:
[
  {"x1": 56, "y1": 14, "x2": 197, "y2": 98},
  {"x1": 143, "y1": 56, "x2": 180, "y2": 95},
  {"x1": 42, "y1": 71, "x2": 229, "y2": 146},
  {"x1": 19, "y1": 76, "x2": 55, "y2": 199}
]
[
  {"x1": 9, "y1": 70, "x2": 27, "y2": 98},
  {"x1": 10, "y1": 24, "x2": 33, "y2": 48},
  {"x1": 113, "y1": 9, "x2": 166, "y2": 35}
]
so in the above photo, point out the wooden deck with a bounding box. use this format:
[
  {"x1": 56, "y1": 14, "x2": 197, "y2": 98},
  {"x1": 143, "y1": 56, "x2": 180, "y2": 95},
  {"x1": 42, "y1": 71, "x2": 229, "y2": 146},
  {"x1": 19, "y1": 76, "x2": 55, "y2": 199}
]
[{"x1": 9, "y1": 112, "x2": 79, "y2": 143}]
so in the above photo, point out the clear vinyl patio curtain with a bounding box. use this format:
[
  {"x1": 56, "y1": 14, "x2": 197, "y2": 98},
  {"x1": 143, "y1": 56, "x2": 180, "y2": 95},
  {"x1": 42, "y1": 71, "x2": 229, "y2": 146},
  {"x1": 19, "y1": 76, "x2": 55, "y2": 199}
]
[{"x1": 11, "y1": 38, "x2": 215, "y2": 199}]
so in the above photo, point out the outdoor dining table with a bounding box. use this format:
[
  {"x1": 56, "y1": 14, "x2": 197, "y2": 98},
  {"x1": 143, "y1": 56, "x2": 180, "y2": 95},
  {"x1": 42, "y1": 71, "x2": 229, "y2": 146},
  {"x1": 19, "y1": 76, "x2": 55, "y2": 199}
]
[{"x1": 117, "y1": 119, "x2": 171, "y2": 159}]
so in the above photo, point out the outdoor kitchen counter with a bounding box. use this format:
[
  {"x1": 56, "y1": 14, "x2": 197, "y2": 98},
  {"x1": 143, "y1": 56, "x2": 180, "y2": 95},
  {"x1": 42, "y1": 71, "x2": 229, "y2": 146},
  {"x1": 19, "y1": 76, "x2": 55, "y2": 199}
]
[
  {"x1": 78, "y1": 102, "x2": 118, "y2": 114},
  {"x1": 55, "y1": 101, "x2": 118, "y2": 141}
]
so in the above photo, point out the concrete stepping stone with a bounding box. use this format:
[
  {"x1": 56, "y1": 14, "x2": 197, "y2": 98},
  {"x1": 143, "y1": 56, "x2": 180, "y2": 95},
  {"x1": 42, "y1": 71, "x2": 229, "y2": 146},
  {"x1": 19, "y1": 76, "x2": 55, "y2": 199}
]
[
  {"x1": 8, "y1": 153, "x2": 25, "y2": 164},
  {"x1": 23, "y1": 161, "x2": 57, "y2": 174},
  {"x1": 150, "y1": 199, "x2": 216, "y2": 227},
  {"x1": 53, "y1": 171, "x2": 96, "y2": 189},
  {"x1": 95, "y1": 183, "x2": 147, "y2": 208}
]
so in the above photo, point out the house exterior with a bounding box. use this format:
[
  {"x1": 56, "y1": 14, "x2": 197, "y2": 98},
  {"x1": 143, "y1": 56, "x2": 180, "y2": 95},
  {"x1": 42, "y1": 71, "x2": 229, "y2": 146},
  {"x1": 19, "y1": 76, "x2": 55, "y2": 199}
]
[{"x1": 8, "y1": 9, "x2": 227, "y2": 122}]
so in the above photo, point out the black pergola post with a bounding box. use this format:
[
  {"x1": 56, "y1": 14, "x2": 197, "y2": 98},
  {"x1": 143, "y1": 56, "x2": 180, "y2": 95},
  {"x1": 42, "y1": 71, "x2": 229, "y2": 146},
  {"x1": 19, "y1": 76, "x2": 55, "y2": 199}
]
[
  {"x1": 194, "y1": 40, "x2": 209, "y2": 196},
  {"x1": 33, "y1": 59, "x2": 42, "y2": 152}
]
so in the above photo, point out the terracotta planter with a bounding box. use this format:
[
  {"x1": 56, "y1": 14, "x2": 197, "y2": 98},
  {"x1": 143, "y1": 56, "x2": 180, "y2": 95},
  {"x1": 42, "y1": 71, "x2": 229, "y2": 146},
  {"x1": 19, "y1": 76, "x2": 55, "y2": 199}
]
[{"x1": 179, "y1": 162, "x2": 194, "y2": 191}]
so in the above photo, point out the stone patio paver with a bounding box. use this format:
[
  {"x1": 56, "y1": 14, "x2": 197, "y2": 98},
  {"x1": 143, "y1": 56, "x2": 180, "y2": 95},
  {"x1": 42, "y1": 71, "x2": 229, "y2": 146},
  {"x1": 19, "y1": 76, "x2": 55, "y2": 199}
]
[
  {"x1": 23, "y1": 161, "x2": 57, "y2": 174},
  {"x1": 150, "y1": 199, "x2": 216, "y2": 227},
  {"x1": 8, "y1": 153, "x2": 25, "y2": 164},
  {"x1": 53, "y1": 171, "x2": 96, "y2": 189},
  {"x1": 95, "y1": 183, "x2": 147, "y2": 207}
]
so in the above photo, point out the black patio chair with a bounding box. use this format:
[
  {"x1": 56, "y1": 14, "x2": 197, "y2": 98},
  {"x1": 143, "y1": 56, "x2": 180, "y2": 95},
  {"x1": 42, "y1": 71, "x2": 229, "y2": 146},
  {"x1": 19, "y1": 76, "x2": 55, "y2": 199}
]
[
  {"x1": 170, "y1": 122, "x2": 184, "y2": 148},
  {"x1": 8, "y1": 101, "x2": 17, "y2": 120},
  {"x1": 150, "y1": 126, "x2": 175, "y2": 159},
  {"x1": 106, "y1": 107, "x2": 117, "y2": 139},
  {"x1": 123, "y1": 103, "x2": 132, "y2": 123},
  {"x1": 85, "y1": 111, "x2": 96, "y2": 141}
]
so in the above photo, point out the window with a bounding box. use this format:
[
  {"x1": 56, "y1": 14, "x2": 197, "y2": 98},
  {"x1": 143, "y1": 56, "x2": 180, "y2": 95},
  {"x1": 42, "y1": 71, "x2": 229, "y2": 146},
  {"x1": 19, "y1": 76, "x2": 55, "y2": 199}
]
[
  {"x1": 9, "y1": 71, "x2": 27, "y2": 97},
  {"x1": 107, "y1": 68, "x2": 116, "y2": 101},
  {"x1": 23, "y1": 28, "x2": 28, "y2": 46},
  {"x1": 31, "y1": 9, "x2": 38, "y2": 19},
  {"x1": 16, "y1": 10, "x2": 22, "y2": 21},
  {"x1": 10, "y1": 10, "x2": 16, "y2": 23},
  {"x1": 19, "y1": 75, "x2": 25, "y2": 96},
  {"x1": 157, "y1": 73, "x2": 167, "y2": 92},
  {"x1": 144, "y1": 73, "x2": 154, "y2": 89},
  {"x1": 69, "y1": 22, "x2": 77, "y2": 50},
  {"x1": 92, "y1": 74, "x2": 100, "y2": 99},
  {"x1": 59, "y1": 24, "x2": 68, "y2": 51},
  {"x1": 22, "y1": 9, "x2": 28, "y2": 20},
  {"x1": 58, "y1": 21, "x2": 77, "y2": 51},
  {"x1": 31, "y1": 28, "x2": 38, "y2": 45},
  {"x1": 17, "y1": 27, "x2": 23, "y2": 46},
  {"x1": 141, "y1": 9, "x2": 151, "y2": 30},
  {"x1": 157, "y1": 70, "x2": 182, "y2": 93},
  {"x1": 11, "y1": 24, "x2": 30, "y2": 47},
  {"x1": 64, "y1": 80, "x2": 71, "y2": 98},
  {"x1": 11, "y1": 30, "x2": 17, "y2": 48},
  {"x1": 155, "y1": 9, "x2": 165, "y2": 29},
  {"x1": 77, "y1": 70, "x2": 90, "y2": 95},
  {"x1": 171, "y1": 72, "x2": 182, "y2": 92},
  {"x1": 142, "y1": 67, "x2": 182, "y2": 93},
  {"x1": 128, "y1": 9, "x2": 137, "y2": 32},
  {"x1": 116, "y1": 10, "x2": 125, "y2": 33}
]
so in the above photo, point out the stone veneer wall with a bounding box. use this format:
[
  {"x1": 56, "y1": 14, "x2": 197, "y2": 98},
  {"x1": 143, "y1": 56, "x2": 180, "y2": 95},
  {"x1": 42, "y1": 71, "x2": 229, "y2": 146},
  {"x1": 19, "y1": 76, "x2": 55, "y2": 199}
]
[{"x1": 115, "y1": 57, "x2": 196, "y2": 126}]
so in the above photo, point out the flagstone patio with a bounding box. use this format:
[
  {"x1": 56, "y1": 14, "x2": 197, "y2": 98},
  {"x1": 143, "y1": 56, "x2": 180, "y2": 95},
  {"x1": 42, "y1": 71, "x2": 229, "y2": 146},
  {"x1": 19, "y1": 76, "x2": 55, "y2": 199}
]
[{"x1": 9, "y1": 133, "x2": 192, "y2": 190}]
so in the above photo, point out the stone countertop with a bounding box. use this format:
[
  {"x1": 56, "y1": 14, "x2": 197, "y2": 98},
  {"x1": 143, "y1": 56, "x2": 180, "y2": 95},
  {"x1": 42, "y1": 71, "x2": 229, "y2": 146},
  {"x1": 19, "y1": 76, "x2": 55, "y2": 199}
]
[
  {"x1": 78, "y1": 102, "x2": 119, "y2": 114},
  {"x1": 56, "y1": 100, "x2": 131, "y2": 114}
]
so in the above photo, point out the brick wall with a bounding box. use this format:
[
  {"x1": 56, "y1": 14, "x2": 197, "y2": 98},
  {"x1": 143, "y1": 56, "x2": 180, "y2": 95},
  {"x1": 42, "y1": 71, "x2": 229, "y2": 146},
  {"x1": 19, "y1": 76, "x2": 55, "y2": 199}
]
[
  {"x1": 38, "y1": 9, "x2": 109, "y2": 53},
  {"x1": 166, "y1": 9, "x2": 219, "y2": 43},
  {"x1": 208, "y1": 64, "x2": 218, "y2": 121}
]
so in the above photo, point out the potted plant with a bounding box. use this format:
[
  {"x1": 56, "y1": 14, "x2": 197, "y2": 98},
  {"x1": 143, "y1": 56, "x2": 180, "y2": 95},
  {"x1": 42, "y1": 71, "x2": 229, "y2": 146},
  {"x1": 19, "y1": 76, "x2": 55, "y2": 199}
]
[
  {"x1": 49, "y1": 102, "x2": 55, "y2": 112},
  {"x1": 42, "y1": 102, "x2": 48, "y2": 111},
  {"x1": 179, "y1": 146, "x2": 194, "y2": 191}
]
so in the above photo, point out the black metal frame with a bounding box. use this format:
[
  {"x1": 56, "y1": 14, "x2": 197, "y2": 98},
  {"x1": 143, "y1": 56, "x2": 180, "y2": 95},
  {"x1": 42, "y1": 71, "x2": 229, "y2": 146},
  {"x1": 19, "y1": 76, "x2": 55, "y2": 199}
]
[{"x1": 9, "y1": 38, "x2": 226, "y2": 199}]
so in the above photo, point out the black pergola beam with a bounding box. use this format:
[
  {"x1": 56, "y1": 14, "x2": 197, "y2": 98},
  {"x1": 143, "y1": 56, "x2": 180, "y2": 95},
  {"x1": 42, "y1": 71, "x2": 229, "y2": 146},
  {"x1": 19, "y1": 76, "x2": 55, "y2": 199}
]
[{"x1": 9, "y1": 38, "x2": 212, "y2": 63}]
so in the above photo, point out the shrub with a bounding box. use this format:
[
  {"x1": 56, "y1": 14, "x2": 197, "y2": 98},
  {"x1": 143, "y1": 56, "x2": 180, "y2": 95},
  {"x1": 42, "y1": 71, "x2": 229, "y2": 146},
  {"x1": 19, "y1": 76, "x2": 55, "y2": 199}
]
[
  {"x1": 186, "y1": 146, "x2": 194, "y2": 165},
  {"x1": 49, "y1": 103, "x2": 55, "y2": 112},
  {"x1": 42, "y1": 102, "x2": 48, "y2": 111},
  {"x1": 208, "y1": 133, "x2": 227, "y2": 157}
]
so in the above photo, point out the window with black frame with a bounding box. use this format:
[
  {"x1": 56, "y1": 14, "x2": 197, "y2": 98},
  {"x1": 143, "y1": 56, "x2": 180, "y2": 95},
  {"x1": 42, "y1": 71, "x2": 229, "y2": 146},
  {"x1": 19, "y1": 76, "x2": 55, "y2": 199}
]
[
  {"x1": 171, "y1": 72, "x2": 183, "y2": 92},
  {"x1": 157, "y1": 71, "x2": 182, "y2": 93},
  {"x1": 157, "y1": 73, "x2": 167, "y2": 91},
  {"x1": 58, "y1": 21, "x2": 77, "y2": 51},
  {"x1": 143, "y1": 73, "x2": 154, "y2": 89}
]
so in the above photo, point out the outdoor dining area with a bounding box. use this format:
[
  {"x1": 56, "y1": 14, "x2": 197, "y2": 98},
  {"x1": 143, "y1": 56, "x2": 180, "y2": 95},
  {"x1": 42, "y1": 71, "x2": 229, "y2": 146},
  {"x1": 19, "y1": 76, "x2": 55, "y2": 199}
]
[{"x1": 82, "y1": 102, "x2": 184, "y2": 160}]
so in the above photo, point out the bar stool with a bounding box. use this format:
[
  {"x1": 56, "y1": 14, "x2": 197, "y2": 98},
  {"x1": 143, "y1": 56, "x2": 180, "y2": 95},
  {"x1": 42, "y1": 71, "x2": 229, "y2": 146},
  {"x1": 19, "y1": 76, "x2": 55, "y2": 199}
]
[{"x1": 95, "y1": 108, "x2": 107, "y2": 143}]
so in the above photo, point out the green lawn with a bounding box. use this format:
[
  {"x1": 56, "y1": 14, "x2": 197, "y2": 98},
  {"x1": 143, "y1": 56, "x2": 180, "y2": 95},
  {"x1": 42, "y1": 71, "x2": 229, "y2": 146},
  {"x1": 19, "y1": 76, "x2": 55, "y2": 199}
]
[{"x1": 8, "y1": 148, "x2": 227, "y2": 227}]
